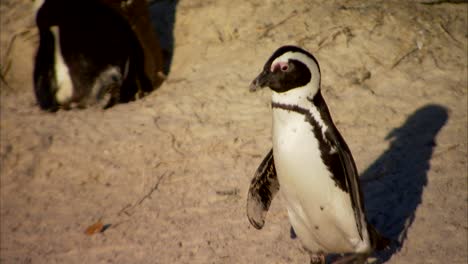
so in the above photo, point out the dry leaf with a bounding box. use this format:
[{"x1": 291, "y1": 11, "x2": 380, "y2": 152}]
[{"x1": 84, "y1": 221, "x2": 104, "y2": 235}]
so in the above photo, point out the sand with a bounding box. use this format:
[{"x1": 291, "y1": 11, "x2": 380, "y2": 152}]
[{"x1": 0, "y1": 0, "x2": 467, "y2": 263}]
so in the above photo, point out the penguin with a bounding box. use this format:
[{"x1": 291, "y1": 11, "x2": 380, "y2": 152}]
[
  {"x1": 33, "y1": 0, "x2": 153, "y2": 111},
  {"x1": 247, "y1": 46, "x2": 389, "y2": 264}
]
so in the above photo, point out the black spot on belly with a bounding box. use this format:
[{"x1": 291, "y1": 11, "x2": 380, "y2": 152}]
[
  {"x1": 315, "y1": 225, "x2": 319, "y2": 230},
  {"x1": 320, "y1": 206, "x2": 324, "y2": 211}
]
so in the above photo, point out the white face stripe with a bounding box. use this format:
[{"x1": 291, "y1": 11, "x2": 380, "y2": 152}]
[
  {"x1": 270, "y1": 51, "x2": 322, "y2": 108},
  {"x1": 271, "y1": 51, "x2": 321, "y2": 86},
  {"x1": 270, "y1": 51, "x2": 321, "y2": 102}
]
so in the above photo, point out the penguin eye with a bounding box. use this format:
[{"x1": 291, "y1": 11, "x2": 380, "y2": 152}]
[{"x1": 270, "y1": 62, "x2": 292, "y2": 72}]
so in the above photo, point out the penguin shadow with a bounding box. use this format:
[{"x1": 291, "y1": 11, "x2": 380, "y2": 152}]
[
  {"x1": 149, "y1": 0, "x2": 178, "y2": 75},
  {"x1": 360, "y1": 104, "x2": 449, "y2": 263}
]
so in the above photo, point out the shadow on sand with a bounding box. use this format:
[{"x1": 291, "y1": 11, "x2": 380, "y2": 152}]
[
  {"x1": 149, "y1": 0, "x2": 178, "y2": 75},
  {"x1": 361, "y1": 104, "x2": 449, "y2": 263}
]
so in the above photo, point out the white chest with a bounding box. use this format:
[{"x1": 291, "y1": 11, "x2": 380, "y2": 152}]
[
  {"x1": 271, "y1": 106, "x2": 370, "y2": 254},
  {"x1": 272, "y1": 107, "x2": 334, "y2": 205}
]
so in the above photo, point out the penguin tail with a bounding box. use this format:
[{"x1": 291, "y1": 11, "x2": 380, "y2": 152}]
[{"x1": 368, "y1": 224, "x2": 391, "y2": 251}]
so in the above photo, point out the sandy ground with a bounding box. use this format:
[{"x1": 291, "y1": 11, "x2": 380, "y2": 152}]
[{"x1": 0, "y1": 0, "x2": 467, "y2": 263}]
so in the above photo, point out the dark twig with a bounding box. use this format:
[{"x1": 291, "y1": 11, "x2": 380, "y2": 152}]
[
  {"x1": 391, "y1": 48, "x2": 418, "y2": 69},
  {"x1": 134, "y1": 171, "x2": 169, "y2": 207},
  {"x1": 153, "y1": 116, "x2": 185, "y2": 156},
  {"x1": 1, "y1": 27, "x2": 36, "y2": 91},
  {"x1": 118, "y1": 171, "x2": 172, "y2": 216},
  {"x1": 216, "y1": 188, "x2": 240, "y2": 196},
  {"x1": 260, "y1": 10, "x2": 298, "y2": 38},
  {"x1": 439, "y1": 22, "x2": 463, "y2": 45},
  {"x1": 0, "y1": 71, "x2": 11, "y2": 90}
]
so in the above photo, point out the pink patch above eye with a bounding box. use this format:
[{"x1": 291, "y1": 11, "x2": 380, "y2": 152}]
[{"x1": 271, "y1": 61, "x2": 289, "y2": 72}]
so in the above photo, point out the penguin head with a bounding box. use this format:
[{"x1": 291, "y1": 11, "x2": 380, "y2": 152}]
[{"x1": 250, "y1": 46, "x2": 321, "y2": 96}]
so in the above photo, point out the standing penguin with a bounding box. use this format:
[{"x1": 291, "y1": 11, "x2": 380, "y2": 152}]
[{"x1": 247, "y1": 46, "x2": 389, "y2": 264}]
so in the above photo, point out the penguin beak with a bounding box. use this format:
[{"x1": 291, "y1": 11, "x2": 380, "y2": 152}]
[{"x1": 249, "y1": 71, "x2": 270, "y2": 92}]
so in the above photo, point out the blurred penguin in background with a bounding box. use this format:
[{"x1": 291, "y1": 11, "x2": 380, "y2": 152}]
[{"x1": 33, "y1": 0, "x2": 165, "y2": 111}]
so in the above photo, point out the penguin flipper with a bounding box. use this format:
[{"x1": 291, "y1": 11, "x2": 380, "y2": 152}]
[
  {"x1": 326, "y1": 118, "x2": 391, "y2": 251},
  {"x1": 312, "y1": 93, "x2": 367, "y2": 240},
  {"x1": 325, "y1": 127, "x2": 366, "y2": 239},
  {"x1": 247, "y1": 148, "x2": 279, "y2": 229}
]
